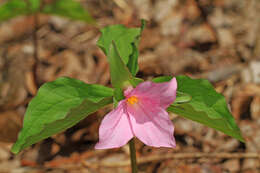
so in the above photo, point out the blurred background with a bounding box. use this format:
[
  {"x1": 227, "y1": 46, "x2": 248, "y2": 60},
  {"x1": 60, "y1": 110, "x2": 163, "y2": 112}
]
[{"x1": 0, "y1": 0, "x2": 260, "y2": 172}]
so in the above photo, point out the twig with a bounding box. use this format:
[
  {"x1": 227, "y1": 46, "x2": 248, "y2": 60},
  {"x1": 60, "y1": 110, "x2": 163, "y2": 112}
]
[
  {"x1": 44, "y1": 150, "x2": 108, "y2": 168},
  {"x1": 31, "y1": 0, "x2": 45, "y2": 88},
  {"x1": 192, "y1": 64, "x2": 245, "y2": 82},
  {"x1": 82, "y1": 152, "x2": 260, "y2": 168},
  {"x1": 32, "y1": 13, "x2": 40, "y2": 87}
]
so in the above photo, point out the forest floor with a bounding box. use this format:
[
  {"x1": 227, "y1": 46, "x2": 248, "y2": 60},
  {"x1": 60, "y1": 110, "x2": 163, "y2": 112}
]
[{"x1": 0, "y1": 0, "x2": 260, "y2": 172}]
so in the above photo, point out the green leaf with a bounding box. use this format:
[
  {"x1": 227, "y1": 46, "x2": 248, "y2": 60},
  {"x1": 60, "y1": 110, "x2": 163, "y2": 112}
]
[
  {"x1": 0, "y1": 0, "x2": 28, "y2": 22},
  {"x1": 97, "y1": 21, "x2": 146, "y2": 76},
  {"x1": 0, "y1": 0, "x2": 41, "y2": 22},
  {"x1": 28, "y1": 0, "x2": 41, "y2": 12},
  {"x1": 153, "y1": 75, "x2": 244, "y2": 142},
  {"x1": 97, "y1": 24, "x2": 141, "y2": 65},
  {"x1": 152, "y1": 76, "x2": 172, "y2": 83},
  {"x1": 174, "y1": 91, "x2": 192, "y2": 104},
  {"x1": 108, "y1": 41, "x2": 135, "y2": 88},
  {"x1": 127, "y1": 43, "x2": 139, "y2": 76},
  {"x1": 42, "y1": 0, "x2": 94, "y2": 23},
  {"x1": 11, "y1": 77, "x2": 113, "y2": 154},
  {"x1": 127, "y1": 19, "x2": 146, "y2": 76}
]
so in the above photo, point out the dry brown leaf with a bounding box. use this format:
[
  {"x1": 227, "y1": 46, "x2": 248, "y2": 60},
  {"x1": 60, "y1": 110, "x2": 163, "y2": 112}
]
[{"x1": 0, "y1": 111, "x2": 22, "y2": 143}]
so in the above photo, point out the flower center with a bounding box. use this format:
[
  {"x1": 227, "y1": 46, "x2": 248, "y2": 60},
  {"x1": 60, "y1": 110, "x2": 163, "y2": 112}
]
[{"x1": 127, "y1": 96, "x2": 139, "y2": 105}]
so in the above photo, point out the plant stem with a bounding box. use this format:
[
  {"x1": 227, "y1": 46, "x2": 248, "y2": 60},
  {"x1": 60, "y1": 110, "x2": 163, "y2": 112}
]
[{"x1": 129, "y1": 138, "x2": 138, "y2": 173}]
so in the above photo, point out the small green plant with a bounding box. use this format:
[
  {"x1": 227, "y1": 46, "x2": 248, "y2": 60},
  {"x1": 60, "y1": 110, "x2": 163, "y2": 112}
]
[
  {"x1": 0, "y1": 0, "x2": 94, "y2": 23},
  {"x1": 10, "y1": 20, "x2": 244, "y2": 173}
]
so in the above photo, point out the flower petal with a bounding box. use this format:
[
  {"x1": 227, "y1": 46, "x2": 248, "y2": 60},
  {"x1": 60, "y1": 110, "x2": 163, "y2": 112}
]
[
  {"x1": 95, "y1": 101, "x2": 134, "y2": 149},
  {"x1": 127, "y1": 100, "x2": 176, "y2": 148},
  {"x1": 128, "y1": 77, "x2": 177, "y2": 108}
]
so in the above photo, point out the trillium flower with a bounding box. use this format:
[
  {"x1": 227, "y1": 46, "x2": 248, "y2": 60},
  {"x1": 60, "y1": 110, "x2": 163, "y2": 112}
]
[{"x1": 95, "y1": 78, "x2": 177, "y2": 149}]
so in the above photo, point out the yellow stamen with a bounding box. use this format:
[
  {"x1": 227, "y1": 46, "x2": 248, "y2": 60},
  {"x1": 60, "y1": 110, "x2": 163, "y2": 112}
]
[{"x1": 127, "y1": 96, "x2": 139, "y2": 105}]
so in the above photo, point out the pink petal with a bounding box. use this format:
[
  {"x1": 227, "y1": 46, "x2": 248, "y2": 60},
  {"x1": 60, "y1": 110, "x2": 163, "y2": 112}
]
[
  {"x1": 127, "y1": 99, "x2": 176, "y2": 148},
  {"x1": 95, "y1": 101, "x2": 134, "y2": 149},
  {"x1": 128, "y1": 78, "x2": 177, "y2": 109}
]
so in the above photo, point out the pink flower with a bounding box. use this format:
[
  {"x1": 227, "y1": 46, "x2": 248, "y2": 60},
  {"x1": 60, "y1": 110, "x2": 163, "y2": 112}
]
[{"x1": 95, "y1": 78, "x2": 177, "y2": 149}]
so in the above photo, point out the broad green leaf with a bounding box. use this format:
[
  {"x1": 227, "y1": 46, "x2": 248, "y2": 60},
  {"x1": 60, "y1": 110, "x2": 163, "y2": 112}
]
[
  {"x1": 108, "y1": 41, "x2": 135, "y2": 88},
  {"x1": 11, "y1": 77, "x2": 113, "y2": 154},
  {"x1": 42, "y1": 0, "x2": 94, "y2": 23},
  {"x1": 97, "y1": 24, "x2": 141, "y2": 65},
  {"x1": 153, "y1": 76, "x2": 244, "y2": 142},
  {"x1": 168, "y1": 104, "x2": 244, "y2": 142},
  {"x1": 0, "y1": 0, "x2": 28, "y2": 22}
]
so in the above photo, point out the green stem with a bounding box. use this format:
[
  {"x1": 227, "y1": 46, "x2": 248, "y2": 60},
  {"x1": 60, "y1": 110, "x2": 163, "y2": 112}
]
[{"x1": 129, "y1": 138, "x2": 138, "y2": 173}]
